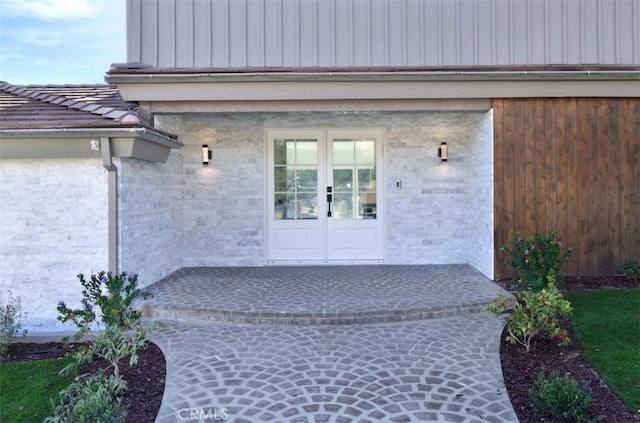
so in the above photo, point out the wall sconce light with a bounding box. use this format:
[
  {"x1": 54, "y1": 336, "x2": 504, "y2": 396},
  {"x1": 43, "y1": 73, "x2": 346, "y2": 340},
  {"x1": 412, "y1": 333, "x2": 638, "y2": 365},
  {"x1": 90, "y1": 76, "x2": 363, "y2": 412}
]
[
  {"x1": 202, "y1": 144, "x2": 212, "y2": 165},
  {"x1": 438, "y1": 142, "x2": 448, "y2": 162}
]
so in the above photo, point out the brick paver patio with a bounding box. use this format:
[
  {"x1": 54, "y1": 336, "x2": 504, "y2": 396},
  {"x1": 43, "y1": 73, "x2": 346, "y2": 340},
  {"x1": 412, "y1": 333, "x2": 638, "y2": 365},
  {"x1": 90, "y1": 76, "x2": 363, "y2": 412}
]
[{"x1": 145, "y1": 265, "x2": 518, "y2": 423}]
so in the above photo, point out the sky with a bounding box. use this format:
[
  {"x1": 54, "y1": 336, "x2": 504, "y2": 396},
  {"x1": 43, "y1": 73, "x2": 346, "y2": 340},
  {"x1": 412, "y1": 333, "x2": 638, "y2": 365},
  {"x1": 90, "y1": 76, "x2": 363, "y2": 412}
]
[{"x1": 0, "y1": 0, "x2": 126, "y2": 85}]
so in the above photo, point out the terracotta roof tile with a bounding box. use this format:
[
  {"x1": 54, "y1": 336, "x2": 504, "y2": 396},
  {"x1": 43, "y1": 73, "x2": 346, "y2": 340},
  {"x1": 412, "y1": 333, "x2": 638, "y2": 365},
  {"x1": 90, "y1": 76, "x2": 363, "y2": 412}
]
[{"x1": 0, "y1": 82, "x2": 157, "y2": 131}]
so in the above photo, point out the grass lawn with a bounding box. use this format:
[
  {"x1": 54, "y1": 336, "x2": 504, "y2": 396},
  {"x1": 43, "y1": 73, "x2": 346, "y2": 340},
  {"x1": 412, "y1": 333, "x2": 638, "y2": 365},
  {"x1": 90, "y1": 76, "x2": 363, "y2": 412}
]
[
  {"x1": 0, "y1": 357, "x2": 74, "y2": 423},
  {"x1": 566, "y1": 288, "x2": 640, "y2": 412}
]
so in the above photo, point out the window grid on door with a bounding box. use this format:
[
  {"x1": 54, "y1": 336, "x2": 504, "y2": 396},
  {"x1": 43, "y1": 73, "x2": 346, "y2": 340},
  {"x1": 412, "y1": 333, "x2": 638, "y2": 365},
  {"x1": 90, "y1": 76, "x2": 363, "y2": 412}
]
[
  {"x1": 332, "y1": 138, "x2": 377, "y2": 220},
  {"x1": 273, "y1": 138, "x2": 318, "y2": 220}
]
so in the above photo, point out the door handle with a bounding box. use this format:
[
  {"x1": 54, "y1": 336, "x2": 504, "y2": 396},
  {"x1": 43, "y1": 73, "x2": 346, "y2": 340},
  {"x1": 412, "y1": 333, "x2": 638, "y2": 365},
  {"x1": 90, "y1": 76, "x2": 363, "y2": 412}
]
[{"x1": 327, "y1": 187, "x2": 332, "y2": 217}]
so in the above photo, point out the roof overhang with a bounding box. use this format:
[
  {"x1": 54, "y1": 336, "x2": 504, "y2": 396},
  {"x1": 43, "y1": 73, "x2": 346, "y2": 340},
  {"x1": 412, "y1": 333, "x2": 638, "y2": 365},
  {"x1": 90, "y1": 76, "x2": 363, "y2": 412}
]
[
  {"x1": 106, "y1": 68, "x2": 640, "y2": 103},
  {"x1": 0, "y1": 127, "x2": 182, "y2": 162}
]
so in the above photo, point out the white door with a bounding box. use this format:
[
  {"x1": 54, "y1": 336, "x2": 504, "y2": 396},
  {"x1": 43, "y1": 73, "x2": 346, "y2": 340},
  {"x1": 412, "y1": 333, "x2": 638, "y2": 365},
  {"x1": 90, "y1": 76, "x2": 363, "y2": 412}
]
[{"x1": 267, "y1": 130, "x2": 384, "y2": 263}]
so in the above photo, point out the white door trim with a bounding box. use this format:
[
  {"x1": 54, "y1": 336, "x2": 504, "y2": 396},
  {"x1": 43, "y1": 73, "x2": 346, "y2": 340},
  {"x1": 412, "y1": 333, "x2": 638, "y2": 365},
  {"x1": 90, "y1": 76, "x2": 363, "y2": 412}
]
[{"x1": 265, "y1": 128, "x2": 386, "y2": 264}]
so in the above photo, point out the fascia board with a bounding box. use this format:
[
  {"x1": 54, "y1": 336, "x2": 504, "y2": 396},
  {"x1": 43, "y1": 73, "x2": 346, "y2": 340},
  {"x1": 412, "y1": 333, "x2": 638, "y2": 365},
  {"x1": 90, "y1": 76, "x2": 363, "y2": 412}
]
[
  {"x1": 114, "y1": 79, "x2": 640, "y2": 102},
  {"x1": 0, "y1": 128, "x2": 181, "y2": 162}
]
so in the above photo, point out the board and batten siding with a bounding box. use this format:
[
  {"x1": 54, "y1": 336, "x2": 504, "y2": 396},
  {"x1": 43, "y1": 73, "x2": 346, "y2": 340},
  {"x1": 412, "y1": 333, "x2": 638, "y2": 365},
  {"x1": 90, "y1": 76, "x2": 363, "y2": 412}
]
[
  {"x1": 493, "y1": 98, "x2": 640, "y2": 278},
  {"x1": 127, "y1": 0, "x2": 640, "y2": 69}
]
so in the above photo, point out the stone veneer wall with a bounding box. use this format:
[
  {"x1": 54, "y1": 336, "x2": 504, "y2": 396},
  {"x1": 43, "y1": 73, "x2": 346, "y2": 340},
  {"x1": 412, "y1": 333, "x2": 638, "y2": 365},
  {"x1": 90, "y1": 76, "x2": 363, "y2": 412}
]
[
  {"x1": 0, "y1": 159, "x2": 109, "y2": 331},
  {"x1": 117, "y1": 155, "x2": 184, "y2": 288},
  {"x1": 157, "y1": 111, "x2": 494, "y2": 276},
  {"x1": 384, "y1": 112, "x2": 494, "y2": 277},
  {"x1": 157, "y1": 114, "x2": 265, "y2": 267},
  {"x1": 467, "y1": 111, "x2": 494, "y2": 279}
]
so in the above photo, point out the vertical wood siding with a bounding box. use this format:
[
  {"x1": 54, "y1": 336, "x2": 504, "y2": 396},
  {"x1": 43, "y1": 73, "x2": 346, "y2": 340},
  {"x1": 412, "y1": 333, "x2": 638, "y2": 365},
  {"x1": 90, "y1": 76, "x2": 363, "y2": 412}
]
[
  {"x1": 493, "y1": 98, "x2": 640, "y2": 277},
  {"x1": 127, "y1": 0, "x2": 640, "y2": 68}
]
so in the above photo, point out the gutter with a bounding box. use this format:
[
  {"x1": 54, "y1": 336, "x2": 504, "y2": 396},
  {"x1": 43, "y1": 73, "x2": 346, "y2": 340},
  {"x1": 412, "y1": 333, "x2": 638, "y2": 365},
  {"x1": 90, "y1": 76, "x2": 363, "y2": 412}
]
[
  {"x1": 100, "y1": 137, "x2": 118, "y2": 274},
  {"x1": 106, "y1": 69, "x2": 640, "y2": 84},
  {"x1": 0, "y1": 127, "x2": 182, "y2": 148}
]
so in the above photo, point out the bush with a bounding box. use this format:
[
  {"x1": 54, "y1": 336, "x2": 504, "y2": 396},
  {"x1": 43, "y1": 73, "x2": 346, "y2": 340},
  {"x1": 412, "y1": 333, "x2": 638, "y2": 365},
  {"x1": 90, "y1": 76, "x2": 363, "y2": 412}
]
[
  {"x1": 48, "y1": 271, "x2": 159, "y2": 422},
  {"x1": 487, "y1": 281, "x2": 572, "y2": 353},
  {"x1": 45, "y1": 370, "x2": 127, "y2": 423},
  {"x1": 529, "y1": 370, "x2": 592, "y2": 421},
  {"x1": 58, "y1": 271, "x2": 151, "y2": 331},
  {"x1": 0, "y1": 290, "x2": 27, "y2": 358},
  {"x1": 620, "y1": 260, "x2": 640, "y2": 283},
  {"x1": 501, "y1": 230, "x2": 573, "y2": 292}
]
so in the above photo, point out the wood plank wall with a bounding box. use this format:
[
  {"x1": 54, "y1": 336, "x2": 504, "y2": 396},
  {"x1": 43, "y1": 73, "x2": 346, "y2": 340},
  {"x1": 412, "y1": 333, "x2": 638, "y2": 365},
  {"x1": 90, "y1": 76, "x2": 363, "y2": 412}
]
[{"x1": 493, "y1": 98, "x2": 640, "y2": 278}]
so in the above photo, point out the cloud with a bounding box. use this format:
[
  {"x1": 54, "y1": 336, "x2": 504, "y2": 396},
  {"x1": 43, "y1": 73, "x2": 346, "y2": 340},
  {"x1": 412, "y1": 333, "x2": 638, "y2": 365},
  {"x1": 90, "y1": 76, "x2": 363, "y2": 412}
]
[
  {"x1": 0, "y1": 0, "x2": 126, "y2": 84},
  {"x1": 1, "y1": 0, "x2": 99, "y2": 21},
  {"x1": 15, "y1": 28, "x2": 66, "y2": 46}
]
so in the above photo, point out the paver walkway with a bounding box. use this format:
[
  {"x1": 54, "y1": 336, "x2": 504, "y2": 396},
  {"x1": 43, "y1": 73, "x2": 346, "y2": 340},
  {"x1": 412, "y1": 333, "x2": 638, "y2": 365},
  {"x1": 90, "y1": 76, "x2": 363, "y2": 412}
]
[{"x1": 146, "y1": 265, "x2": 518, "y2": 423}]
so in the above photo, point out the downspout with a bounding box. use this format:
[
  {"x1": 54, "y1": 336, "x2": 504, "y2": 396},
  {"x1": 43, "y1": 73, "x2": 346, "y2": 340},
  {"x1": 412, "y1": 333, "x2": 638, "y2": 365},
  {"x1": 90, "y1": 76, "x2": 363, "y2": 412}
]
[{"x1": 100, "y1": 137, "x2": 118, "y2": 273}]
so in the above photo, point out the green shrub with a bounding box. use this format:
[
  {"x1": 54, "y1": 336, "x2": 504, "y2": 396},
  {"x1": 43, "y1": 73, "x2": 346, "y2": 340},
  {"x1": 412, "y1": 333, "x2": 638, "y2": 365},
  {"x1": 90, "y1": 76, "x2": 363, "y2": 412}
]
[
  {"x1": 501, "y1": 230, "x2": 573, "y2": 291},
  {"x1": 58, "y1": 271, "x2": 151, "y2": 331},
  {"x1": 620, "y1": 260, "x2": 640, "y2": 283},
  {"x1": 0, "y1": 290, "x2": 27, "y2": 358},
  {"x1": 487, "y1": 281, "x2": 572, "y2": 353},
  {"x1": 45, "y1": 370, "x2": 127, "y2": 423},
  {"x1": 48, "y1": 271, "x2": 159, "y2": 422},
  {"x1": 528, "y1": 371, "x2": 592, "y2": 421}
]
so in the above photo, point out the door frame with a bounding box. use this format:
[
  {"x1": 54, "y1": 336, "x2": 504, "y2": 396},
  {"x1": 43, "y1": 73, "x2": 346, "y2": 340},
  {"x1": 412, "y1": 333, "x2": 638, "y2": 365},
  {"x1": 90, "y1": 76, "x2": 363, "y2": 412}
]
[{"x1": 264, "y1": 128, "x2": 386, "y2": 264}]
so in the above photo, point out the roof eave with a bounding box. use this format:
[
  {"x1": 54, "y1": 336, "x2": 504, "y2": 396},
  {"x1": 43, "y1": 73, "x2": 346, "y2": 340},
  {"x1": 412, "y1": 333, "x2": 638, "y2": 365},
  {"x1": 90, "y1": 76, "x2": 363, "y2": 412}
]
[
  {"x1": 106, "y1": 66, "x2": 640, "y2": 102},
  {"x1": 0, "y1": 126, "x2": 182, "y2": 163},
  {"x1": 106, "y1": 67, "x2": 640, "y2": 84}
]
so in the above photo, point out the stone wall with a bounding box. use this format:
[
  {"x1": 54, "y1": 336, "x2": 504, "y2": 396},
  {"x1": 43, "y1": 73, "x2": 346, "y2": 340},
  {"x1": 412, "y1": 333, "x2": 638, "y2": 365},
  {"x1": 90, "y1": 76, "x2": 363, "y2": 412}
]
[
  {"x1": 157, "y1": 114, "x2": 265, "y2": 267},
  {"x1": 157, "y1": 110, "x2": 494, "y2": 276},
  {"x1": 0, "y1": 159, "x2": 109, "y2": 331},
  {"x1": 384, "y1": 111, "x2": 493, "y2": 278},
  {"x1": 466, "y1": 112, "x2": 494, "y2": 279},
  {"x1": 117, "y1": 155, "x2": 184, "y2": 288}
]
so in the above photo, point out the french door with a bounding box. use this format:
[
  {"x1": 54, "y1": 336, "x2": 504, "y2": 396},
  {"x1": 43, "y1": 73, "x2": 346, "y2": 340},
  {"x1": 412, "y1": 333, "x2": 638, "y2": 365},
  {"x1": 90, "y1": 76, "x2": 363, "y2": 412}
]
[{"x1": 267, "y1": 129, "x2": 384, "y2": 262}]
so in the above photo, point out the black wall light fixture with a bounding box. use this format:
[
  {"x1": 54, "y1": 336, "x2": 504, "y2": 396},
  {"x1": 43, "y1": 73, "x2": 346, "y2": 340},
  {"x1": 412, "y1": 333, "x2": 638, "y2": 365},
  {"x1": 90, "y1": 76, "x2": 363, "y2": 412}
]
[
  {"x1": 437, "y1": 142, "x2": 448, "y2": 162},
  {"x1": 202, "y1": 144, "x2": 212, "y2": 165}
]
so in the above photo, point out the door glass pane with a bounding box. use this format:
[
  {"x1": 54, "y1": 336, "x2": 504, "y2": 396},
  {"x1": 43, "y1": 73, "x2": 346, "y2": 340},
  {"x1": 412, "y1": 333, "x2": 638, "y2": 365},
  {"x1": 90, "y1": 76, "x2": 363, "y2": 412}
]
[
  {"x1": 274, "y1": 193, "x2": 288, "y2": 219},
  {"x1": 295, "y1": 193, "x2": 318, "y2": 219},
  {"x1": 333, "y1": 193, "x2": 353, "y2": 219},
  {"x1": 355, "y1": 140, "x2": 375, "y2": 165},
  {"x1": 332, "y1": 137, "x2": 376, "y2": 220},
  {"x1": 296, "y1": 140, "x2": 317, "y2": 165},
  {"x1": 273, "y1": 138, "x2": 318, "y2": 220},
  {"x1": 359, "y1": 192, "x2": 376, "y2": 219},
  {"x1": 297, "y1": 168, "x2": 317, "y2": 191},
  {"x1": 274, "y1": 139, "x2": 288, "y2": 165},
  {"x1": 333, "y1": 139, "x2": 354, "y2": 165},
  {"x1": 357, "y1": 168, "x2": 375, "y2": 188},
  {"x1": 274, "y1": 167, "x2": 288, "y2": 191},
  {"x1": 333, "y1": 169, "x2": 353, "y2": 192}
]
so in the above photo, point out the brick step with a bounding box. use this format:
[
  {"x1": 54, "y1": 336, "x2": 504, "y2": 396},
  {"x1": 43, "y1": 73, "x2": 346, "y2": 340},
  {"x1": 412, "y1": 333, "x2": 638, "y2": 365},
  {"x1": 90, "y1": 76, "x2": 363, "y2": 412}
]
[{"x1": 144, "y1": 300, "x2": 496, "y2": 325}]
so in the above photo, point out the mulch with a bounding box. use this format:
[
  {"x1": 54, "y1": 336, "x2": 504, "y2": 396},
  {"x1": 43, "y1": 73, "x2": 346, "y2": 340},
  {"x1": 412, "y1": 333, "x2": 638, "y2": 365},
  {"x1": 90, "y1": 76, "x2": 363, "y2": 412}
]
[
  {"x1": 498, "y1": 275, "x2": 640, "y2": 423},
  {"x1": 3, "y1": 341, "x2": 165, "y2": 423}
]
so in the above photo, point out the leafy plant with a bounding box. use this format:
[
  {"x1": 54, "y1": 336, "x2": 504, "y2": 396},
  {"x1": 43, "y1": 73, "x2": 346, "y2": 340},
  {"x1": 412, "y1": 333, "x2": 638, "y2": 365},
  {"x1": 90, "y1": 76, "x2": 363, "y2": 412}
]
[
  {"x1": 0, "y1": 290, "x2": 27, "y2": 358},
  {"x1": 58, "y1": 271, "x2": 151, "y2": 331},
  {"x1": 45, "y1": 370, "x2": 127, "y2": 423},
  {"x1": 620, "y1": 260, "x2": 640, "y2": 283},
  {"x1": 501, "y1": 230, "x2": 573, "y2": 292},
  {"x1": 528, "y1": 370, "x2": 592, "y2": 421},
  {"x1": 488, "y1": 281, "x2": 572, "y2": 353},
  {"x1": 48, "y1": 271, "x2": 159, "y2": 422}
]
